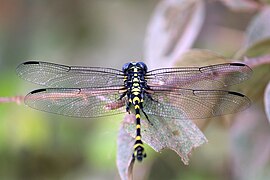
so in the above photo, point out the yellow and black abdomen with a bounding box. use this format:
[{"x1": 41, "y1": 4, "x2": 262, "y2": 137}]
[{"x1": 129, "y1": 73, "x2": 146, "y2": 161}]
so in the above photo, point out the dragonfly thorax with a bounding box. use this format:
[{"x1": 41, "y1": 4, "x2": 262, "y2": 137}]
[{"x1": 123, "y1": 65, "x2": 148, "y2": 103}]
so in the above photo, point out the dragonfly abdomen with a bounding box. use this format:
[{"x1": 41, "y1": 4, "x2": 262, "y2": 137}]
[
  {"x1": 127, "y1": 66, "x2": 147, "y2": 161},
  {"x1": 132, "y1": 103, "x2": 146, "y2": 161}
]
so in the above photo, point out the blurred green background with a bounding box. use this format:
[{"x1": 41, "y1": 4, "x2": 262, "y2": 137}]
[{"x1": 0, "y1": 0, "x2": 269, "y2": 180}]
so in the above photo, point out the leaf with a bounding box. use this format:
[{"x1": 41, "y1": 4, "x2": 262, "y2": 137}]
[
  {"x1": 173, "y1": 49, "x2": 232, "y2": 67},
  {"x1": 260, "y1": 0, "x2": 270, "y2": 5},
  {"x1": 144, "y1": 0, "x2": 205, "y2": 69},
  {"x1": 242, "y1": 59, "x2": 270, "y2": 102},
  {"x1": 116, "y1": 123, "x2": 135, "y2": 180},
  {"x1": 265, "y1": 82, "x2": 270, "y2": 123},
  {"x1": 244, "y1": 7, "x2": 270, "y2": 49},
  {"x1": 230, "y1": 108, "x2": 270, "y2": 180},
  {"x1": 123, "y1": 113, "x2": 207, "y2": 165},
  {"x1": 218, "y1": 0, "x2": 261, "y2": 12},
  {"x1": 238, "y1": 39, "x2": 270, "y2": 58},
  {"x1": 117, "y1": 98, "x2": 208, "y2": 179},
  {"x1": 0, "y1": 96, "x2": 24, "y2": 104}
]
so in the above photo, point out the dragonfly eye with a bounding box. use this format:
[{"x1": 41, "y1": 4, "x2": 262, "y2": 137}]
[
  {"x1": 122, "y1": 62, "x2": 133, "y2": 72},
  {"x1": 136, "y1": 62, "x2": 147, "y2": 73}
]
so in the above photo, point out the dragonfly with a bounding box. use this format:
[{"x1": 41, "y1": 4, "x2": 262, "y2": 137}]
[{"x1": 16, "y1": 61, "x2": 252, "y2": 161}]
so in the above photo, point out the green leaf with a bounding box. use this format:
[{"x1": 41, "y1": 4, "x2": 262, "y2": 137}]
[
  {"x1": 239, "y1": 39, "x2": 270, "y2": 58},
  {"x1": 145, "y1": 0, "x2": 205, "y2": 69},
  {"x1": 173, "y1": 49, "x2": 232, "y2": 67},
  {"x1": 260, "y1": 0, "x2": 270, "y2": 5},
  {"x1": 265, "y1": 82, "x2": 270, "y2": 122}
]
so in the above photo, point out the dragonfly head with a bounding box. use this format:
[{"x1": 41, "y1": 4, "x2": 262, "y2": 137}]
[{"x1": 122, "y1": 62, "x2": 148, "y2": 74}]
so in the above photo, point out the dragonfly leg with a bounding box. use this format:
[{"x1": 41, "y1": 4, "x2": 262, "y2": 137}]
[
  {"x1": 146, "y1": 93, "x2": 158, "y2": 103},
  {"x1": 141, "y1": 105, "x2": 153, "y2": 126},
  {"x1": 118, "y1": 90, "x2": 127, "y2": 100},
  {"x1": 140, "y1": 92, "x2": 154, "y2": 125},
  {"x1": 126, "y1": 99, "x2": 132, "y2": 114}
]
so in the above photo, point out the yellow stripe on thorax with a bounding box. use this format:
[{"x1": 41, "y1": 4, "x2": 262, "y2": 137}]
[
  {"x1": 133, "y1": 77, "x2": 139, "y2": 82},
  {"x1": 132, "y1": 92, "x2": 139, "y2": 96},
  {"x1": 131, "y1": 87, "x2": 140, "y2": 92}
]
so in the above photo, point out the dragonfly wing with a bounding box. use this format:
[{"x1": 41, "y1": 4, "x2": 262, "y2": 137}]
[
  {"x1": 146, "y1": 63, "x2": 252, "y2": 89},
  {"x1": 143, "y1": 87, "x2": 251, "y2": 119},
  {"x1": 16, "y1": 61, "x2": 124, "y2": 88},
  {"x1": 24, "y1": 87, "x2": 127, "y2": 118}
]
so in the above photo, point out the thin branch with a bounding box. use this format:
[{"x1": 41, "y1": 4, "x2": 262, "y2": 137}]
[
  {"x1": 244, "y1": 54, "x2": 270, "y2": 68},
  {"x1": 0, "y1": 96, "x2": 24, "y2": 105}
]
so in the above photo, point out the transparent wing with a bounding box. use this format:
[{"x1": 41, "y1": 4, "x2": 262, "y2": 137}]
[
  {"x1": 16, "y1": 61, "x2": 124, "y2": 88},
  {"x1": 143, "y1": 87, "x2": 251, "y2": 119},
  {"x1": 146, "y1": 63, "x2": 252, "y2": 89},
  {"x1": 24, "y1": 87, "x2": 127, "y2": 118}
]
